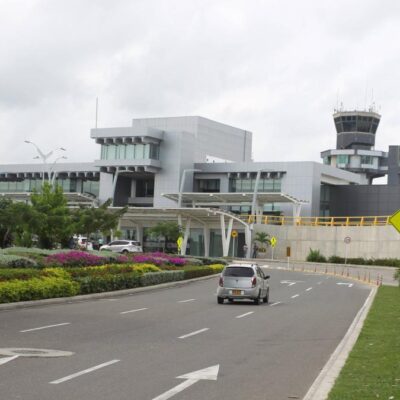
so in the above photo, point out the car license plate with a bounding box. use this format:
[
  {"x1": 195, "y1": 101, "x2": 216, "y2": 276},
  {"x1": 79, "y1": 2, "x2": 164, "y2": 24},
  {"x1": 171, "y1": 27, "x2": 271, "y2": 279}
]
[{"x1": 232, "y1": 290, "x2": 242, "y2": 295}]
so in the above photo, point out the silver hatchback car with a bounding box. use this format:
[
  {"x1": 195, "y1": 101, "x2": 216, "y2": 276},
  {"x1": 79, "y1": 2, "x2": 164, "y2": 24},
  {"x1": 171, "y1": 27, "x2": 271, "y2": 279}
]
[
  {"x1": 217, "y1": 264, "x2": 270, "y2": 305},
  {"x1": 100, "y1": 240, "x2": 143, "y2": 254}
]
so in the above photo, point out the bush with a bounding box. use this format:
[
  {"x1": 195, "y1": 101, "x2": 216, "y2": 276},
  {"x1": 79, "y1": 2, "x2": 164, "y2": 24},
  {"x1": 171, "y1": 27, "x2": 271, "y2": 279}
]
[
  {"x1": 132, "y1": 253, "x2": 187, "y2": 266},
  {"x1": 45, "y1": 251, "x2": 107, "y2": 267},
  {"x1": 208, "y1": 264, "x2": 225, "y2": 273},
  {"x1": 0, "y1": 254, "x2": 38, "y2": 268},
  {"x1": 0, "y1": 268, "x2": 43, "y2": 281},
  {"x1": 306, "y1": 249, "x2": 327, "y2": 263},
  {"x1": 395, "y1": 269, "x2": 400, "y2": 285},
  {"x1": 75, "y1": 272, "x2": 142, "y2": 294},
  {"x1": 140, "y1": 271, "x2": 185, "y2": 286},
  {"x1": 193, "y1": 256, "x2": 228, "y2": 266},
  {"x1": 183, "y1": 266, "x2": 219, "y2": 279},
  {"x1": 0, "y1": 277, "x2": 79, "y2": 303},
  {"x1": 183, "y1": 257, "x2": 204, "y2": 266}
]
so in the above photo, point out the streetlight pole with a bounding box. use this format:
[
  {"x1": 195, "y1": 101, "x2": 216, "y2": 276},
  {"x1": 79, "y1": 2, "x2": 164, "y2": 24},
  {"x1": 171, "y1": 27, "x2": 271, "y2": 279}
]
[
  {"x1": 50, "y1": 156, "x2": 68, "y2": 186},
  {"x1": 25, "y1": 141, "x2": 66, "y2": 185}
]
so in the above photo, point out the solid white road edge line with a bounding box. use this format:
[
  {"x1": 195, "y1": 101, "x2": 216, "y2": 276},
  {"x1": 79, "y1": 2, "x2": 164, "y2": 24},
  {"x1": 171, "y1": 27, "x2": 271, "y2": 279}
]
[
  {"x1": 178, "y1": 328, "x2": 209, "y2": 339},
  {"x1": 303, "y1": 286, "x2": 378, "y2": 400},
  {"x1": 20, "y1": 323, "x2": 70, "y2": 333},
  {"x1": 291, "y1": 294, "x2": 299, "y2": 299},
  {"x1": 120, "y1": 307, "x2": 148, "y2": 315},
  {"x1": 236, "y1": 311, "x2": 254, "y2": 319},
  {"x1": 49, "y1": 360, "x2": 120, "y2": 384},
  {"x1": 178, "y1": 299, "x2": 196, "y2": 303}
]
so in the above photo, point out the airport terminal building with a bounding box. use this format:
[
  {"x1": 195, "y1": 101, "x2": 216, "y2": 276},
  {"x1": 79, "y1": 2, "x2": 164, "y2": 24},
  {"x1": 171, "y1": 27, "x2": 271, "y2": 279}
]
[{"x1": 1, "y1": 113, "x2": 400, "y2": 257}]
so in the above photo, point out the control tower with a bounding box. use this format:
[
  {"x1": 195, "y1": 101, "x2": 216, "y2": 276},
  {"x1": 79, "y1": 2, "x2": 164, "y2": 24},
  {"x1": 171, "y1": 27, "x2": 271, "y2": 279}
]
[{"x1": 321, "y1": 107, "x2": 388, "y2": 184}]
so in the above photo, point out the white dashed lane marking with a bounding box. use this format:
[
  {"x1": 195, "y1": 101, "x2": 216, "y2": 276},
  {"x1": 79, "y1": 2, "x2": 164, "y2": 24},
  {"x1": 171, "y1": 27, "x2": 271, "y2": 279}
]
[
  {"x1": 270, "y1": 302, "x2": 282, "y2": 306},
  {"x1": 178, "y1": 299, "x2": 196, "y2": 303},
  {"x1": 20, "y1": 323, "x2": 70, "y2": 333},
  {"x1": 120, "y1": 308, "x2": 148, "y2": 315},
  {"x1": 291, "y1": 294, "x2": 299, "y2": 299},
  {"x1": 306, "y1": 287, "x2": 313, "y2": 291},
  {"x1": 236, "y1": 312, "x2": 254, "y2": 319},
  {"x1": 178, "y1": 328, "x2": 209, "y2": 339},
  {"x1": 49, "y1": 360, "x2": 120, "y2": 384}
]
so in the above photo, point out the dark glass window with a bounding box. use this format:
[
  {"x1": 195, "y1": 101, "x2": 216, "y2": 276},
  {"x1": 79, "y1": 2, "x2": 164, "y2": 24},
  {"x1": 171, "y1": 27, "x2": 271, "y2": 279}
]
[
  {"x1": 136, "y1": 179, "x2": 154, "y2": 197},
  {"x1": 223, "y1": 267, "x2": 254, "y2": 277},
  {"x1": 197, "y1": 179, "x2": 220, "y2": 192}
]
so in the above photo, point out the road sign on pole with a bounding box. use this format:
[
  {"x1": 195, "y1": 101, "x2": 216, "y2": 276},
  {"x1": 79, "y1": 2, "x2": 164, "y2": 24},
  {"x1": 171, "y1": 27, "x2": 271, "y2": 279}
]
[
  {"x1": 344, "y1": 236, "x2": 351, "y2": 264},
  {"x1": 389, "y1": 210, "x2": 400, "y2": 234},
  {"x1": 270, "y1": 236, "x2": 277, "y2": 247}
]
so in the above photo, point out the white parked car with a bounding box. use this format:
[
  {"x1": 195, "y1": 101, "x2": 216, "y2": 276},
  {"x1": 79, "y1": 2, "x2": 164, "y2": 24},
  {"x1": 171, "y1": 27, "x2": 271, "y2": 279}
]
[{"x1": 100, "y1": 240, "x2": 143, "y2": 254}]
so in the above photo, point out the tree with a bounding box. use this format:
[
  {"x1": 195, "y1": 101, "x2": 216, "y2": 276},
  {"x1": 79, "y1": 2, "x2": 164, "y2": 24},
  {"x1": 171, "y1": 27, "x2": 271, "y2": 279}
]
[
  {"x1": 148, "y1": 221, "x2": 180, "y2": 253},
  {"x1": 0, "y1": 198, "x2": 33, "y2": 248},
  {"x1": 71, "y1": 199, "x2": 127, "y2": 239},
  {"x1": 29, "y1": 182, "x2": 73, "y2": 249},
  {"x1": 254, "y1": 231, "x2": 270, "y2": 252}
]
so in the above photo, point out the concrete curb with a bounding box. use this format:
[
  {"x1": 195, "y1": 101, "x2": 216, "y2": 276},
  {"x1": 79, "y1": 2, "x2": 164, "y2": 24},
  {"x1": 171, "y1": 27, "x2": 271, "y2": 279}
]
[
  {"x1": 0, "y1": 274, "x2": 219, "y2": 311},
  {"x1": 302, "y1": 285, "x2": 378, "y2": 400}
]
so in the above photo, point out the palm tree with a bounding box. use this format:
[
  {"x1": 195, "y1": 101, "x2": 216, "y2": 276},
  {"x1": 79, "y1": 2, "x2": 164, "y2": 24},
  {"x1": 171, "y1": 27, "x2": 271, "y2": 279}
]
[{"x1": 254, "y1": 232, "x2": 270, "y2": 252}]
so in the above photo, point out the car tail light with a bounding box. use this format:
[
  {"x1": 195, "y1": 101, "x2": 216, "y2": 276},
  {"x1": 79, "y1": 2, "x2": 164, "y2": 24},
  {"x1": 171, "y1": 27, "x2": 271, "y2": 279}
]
[
  {"x1": 251, "y1": 276, "x2": 257, "y2": 287},
  {"x1": 219, "y1": 276, "x2": 224, "y2": 287}
]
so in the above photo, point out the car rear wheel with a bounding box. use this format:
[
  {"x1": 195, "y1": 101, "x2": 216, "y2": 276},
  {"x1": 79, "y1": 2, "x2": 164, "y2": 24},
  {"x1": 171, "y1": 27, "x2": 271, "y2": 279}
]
[
  {"x1": 263, "y1": 289, "x2": 269, "y2": 304},
  {"x1": 217, "y1": 297, "x2": 224, "y2": 304},
  {"x1": 254, "y1": 291, "x2": 261, "y2": 305},
  {"x1": 122, "y1": 250, "x2": 129, "y2": 255}
]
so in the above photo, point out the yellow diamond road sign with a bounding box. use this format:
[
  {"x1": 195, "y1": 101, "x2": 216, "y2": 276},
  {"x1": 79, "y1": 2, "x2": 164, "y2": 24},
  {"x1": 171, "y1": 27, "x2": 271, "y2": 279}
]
[
  {"x1": 389, "y1": 210, "x2": 400, "y2": 234},
  {"x1": 270, "y1": 236, "x2": 277, "y2": 248}
]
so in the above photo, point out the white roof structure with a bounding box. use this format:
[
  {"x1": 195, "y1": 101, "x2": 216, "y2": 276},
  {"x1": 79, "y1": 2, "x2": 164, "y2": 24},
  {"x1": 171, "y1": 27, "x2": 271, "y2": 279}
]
[{"x1": 162, "y1": 192, "x2": 306, "y2": 206}]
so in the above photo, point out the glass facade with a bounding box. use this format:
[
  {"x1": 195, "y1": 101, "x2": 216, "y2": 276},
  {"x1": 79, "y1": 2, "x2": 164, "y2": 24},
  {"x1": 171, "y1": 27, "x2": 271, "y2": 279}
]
[
  {"x1": 229, "y1": 177, "x2": 282, "y2": 192},
  {"x1": 100, "y1": 143, "x2": 159, "y2": 161},
  {"x1": 336, "y1": 155, "x2": 349, "y2": 165},
  {"x1": 334, "y1": 115, "x2": 380, "y2": 134},
  {"x1": 360, "y1": 155, "x2": 373, "y2": 165}
]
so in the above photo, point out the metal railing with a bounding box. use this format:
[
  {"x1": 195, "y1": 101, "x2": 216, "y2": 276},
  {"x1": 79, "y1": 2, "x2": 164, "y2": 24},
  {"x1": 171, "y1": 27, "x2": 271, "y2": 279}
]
[{"x1": 241, "y1": 215, "x2": 391, "y2": 226}]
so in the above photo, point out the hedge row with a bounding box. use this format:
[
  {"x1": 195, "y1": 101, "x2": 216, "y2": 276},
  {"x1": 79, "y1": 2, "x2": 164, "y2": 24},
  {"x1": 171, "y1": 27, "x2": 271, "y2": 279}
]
[
  {"x1": 0, "y1": 263, "x2": 224, "y2": 303},
  {"x1": 306, "y1": 249, "x2": 400, "y2": 267},
  {"x1": 0, "y1": 277, "x2": 80, "y2": 303}
]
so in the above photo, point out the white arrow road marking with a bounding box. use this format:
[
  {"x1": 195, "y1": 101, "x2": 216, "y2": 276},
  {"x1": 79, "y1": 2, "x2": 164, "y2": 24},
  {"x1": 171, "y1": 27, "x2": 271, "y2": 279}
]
[
  {"x1": 0, "y1": 355, "x2": 19, "y2": 366},
  {"x1": 178, "y1": 299, "x2": 196, "y2": 303},
  {"x1": 120, "y1": 307, "x2": 148, "y2": 315},
  {"x1": 236, "y1": 311, "x2": 254, "y2": 319},
  {"x1": 20, "y1": 322, "x2": 70, "y2": 333},
  {"x1": 178, "y1": 328, "x2": 209, "y2": 339},
  {"x1": 337, "y1": 283, "x2": 354, "y2": 288},
  {"x1": 49, "y1": 360, "x2": 120, "y2": 384},
  {"x1": 152, "y1": 365, "x2": 219, "y2": 400}
]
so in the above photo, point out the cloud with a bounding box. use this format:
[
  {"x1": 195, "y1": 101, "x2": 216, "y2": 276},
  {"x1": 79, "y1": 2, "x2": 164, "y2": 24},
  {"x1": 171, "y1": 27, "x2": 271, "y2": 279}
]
[{"x1": 1, "y1": 0, "x2": 400, "y2": 166}]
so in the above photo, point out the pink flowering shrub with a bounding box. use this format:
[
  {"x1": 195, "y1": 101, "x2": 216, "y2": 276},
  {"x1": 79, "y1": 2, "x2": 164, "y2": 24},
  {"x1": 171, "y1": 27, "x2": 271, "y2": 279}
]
[
  {"x1": 45, "y1": 251, "x2": 107, "y2": 267},
  {"x1": 132, "y1": 252, "x2": 187, "y2": 267}
]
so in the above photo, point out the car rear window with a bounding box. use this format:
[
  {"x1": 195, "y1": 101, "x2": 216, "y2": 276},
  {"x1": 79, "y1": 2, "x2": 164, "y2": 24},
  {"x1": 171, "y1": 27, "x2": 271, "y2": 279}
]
[{"x1": 223, "y1": 267, "x2": 254, "y2": 277}]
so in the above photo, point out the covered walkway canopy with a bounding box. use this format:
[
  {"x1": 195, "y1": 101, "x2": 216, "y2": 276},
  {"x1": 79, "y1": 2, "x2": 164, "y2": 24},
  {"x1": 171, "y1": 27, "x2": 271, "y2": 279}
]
[
  {"x1": 162, "y1": 192, "x2": 307, "y2": 222},
  {"x1": 116, "y1": 207, "x2": 252, "y2": 258}
]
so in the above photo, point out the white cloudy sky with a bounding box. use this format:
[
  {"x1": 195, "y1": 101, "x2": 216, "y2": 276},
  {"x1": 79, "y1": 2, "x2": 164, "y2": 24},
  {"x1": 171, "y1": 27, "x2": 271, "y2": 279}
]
[{"x1": 1, "y1": 0, "x2": 400, "y2": 166}]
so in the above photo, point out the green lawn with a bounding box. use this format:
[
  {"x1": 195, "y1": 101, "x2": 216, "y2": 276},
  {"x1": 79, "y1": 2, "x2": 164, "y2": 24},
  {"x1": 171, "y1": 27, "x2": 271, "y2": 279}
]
[{"x1": 328, "y1": 286, "x2": 400, "y2": 399}]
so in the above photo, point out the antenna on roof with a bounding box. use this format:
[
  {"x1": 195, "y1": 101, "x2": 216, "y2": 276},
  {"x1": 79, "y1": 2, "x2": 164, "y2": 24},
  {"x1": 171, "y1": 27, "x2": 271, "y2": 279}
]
[
  {"x1": 364, "y1": 81, "x2": 368, "y2": 111},
  {"x1": 95, "y1": 97, "x2": 99, "y2": 129}
]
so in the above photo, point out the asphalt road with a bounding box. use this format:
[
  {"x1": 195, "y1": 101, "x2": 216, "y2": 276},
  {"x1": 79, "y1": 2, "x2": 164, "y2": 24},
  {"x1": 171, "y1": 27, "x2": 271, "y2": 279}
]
[{"x1": 0, "y1": 269, "x2": 371, "y2": 400}]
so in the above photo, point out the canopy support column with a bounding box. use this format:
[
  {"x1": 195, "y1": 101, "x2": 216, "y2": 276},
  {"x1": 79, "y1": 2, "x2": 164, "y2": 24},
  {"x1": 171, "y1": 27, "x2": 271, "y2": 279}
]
[
  {"x1": 292, "y1": 203, "x2": 302, "y2": 225},
  {"x1": 203, "y1": 226, "x2": 210, "y2": 257},
  {"x1": 220, "y1": 214, "x2": 233, "y2": 257},
  {"x1": 180, "y1": 217, "x2": 191, "y2": 256},
  {"x1": 245, "y1": 226, "x2": 252, "y2": 258}
]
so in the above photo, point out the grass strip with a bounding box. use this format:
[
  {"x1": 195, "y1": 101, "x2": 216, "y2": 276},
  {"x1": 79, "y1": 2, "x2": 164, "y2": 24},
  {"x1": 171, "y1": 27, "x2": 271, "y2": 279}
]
[{"x1": 328, "y1": 286, "x2": 400, "y2": 399}]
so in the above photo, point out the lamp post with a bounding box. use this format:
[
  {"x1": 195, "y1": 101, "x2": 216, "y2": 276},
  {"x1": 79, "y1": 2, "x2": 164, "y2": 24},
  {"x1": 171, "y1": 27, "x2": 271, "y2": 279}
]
[
  {"x1": 25, "y1": 140, "x2": 66, "y2": 185},
  {"x1": 178, "y1": 168, "x2": 201, "y2": 208},
  {"x1": 50, "y1": 156, "x2": 68, "y2": 186}
]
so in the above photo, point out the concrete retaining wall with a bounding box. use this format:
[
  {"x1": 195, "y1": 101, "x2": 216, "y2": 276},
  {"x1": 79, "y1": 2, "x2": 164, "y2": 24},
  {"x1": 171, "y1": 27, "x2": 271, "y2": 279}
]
[{"x1": 254, "y1": 224, "x2": 400, "y2": 260}]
